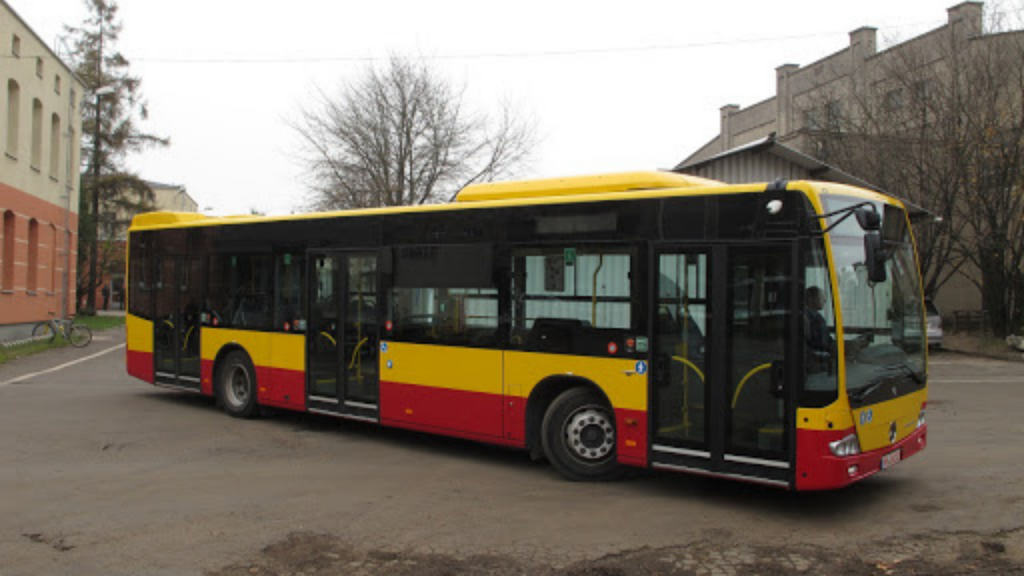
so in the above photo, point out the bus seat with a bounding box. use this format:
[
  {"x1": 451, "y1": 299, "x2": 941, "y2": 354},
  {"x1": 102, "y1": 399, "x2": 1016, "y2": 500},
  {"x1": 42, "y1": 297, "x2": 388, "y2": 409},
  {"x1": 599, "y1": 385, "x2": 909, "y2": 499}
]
[{"x1": 526, "y1": 318, "x2": 587, "y2": 353}]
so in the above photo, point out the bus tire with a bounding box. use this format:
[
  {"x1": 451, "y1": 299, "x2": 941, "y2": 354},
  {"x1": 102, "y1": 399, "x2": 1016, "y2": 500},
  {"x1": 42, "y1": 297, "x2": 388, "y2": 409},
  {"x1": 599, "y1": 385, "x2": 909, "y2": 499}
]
[
  {"x1": 541, "y1": 387, "x2": 622, "y2": 482},
  {"x1": 218, "y1": 351, "x2": 259, "y2": 419}
]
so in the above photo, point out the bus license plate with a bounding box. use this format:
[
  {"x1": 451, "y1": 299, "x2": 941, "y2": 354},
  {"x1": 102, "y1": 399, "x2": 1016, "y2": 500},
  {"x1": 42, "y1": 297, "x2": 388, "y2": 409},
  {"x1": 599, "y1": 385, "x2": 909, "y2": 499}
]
[{"x1": 881, "y1": 449, "x2": 902, "y2": 470}]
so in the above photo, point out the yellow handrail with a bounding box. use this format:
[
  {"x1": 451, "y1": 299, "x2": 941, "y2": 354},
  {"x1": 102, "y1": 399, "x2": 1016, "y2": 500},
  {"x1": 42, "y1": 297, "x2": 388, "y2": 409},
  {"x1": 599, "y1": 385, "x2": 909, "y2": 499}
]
[
  {"x1": 672, "y1": 355, "x2": 705, "y2": 437},
  {"x1": 671, "y1": 355, "x2": 705, "y2": 383},
  {"x1": 182, "y1": 325, "x2": 194, "y2": 352},
  {"x1": 591, "y1": 253, "x2": 604, "y2": 325},
  {"x1": 347, "y1": 337, "x2": 369, "y2": 371},
  {"x1": 732, "y1": 362, "x2": 772, "y2": 409}
]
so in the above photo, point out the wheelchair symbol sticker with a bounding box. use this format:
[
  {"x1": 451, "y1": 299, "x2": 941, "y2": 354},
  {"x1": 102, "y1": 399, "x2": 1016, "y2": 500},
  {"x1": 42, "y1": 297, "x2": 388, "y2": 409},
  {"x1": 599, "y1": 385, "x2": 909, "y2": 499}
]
[
  {"x1": 380, "y1": 342, "x2": 388, "y2": 353},
  {"x1": 635, "y1": 361, "x2": 648, "y2": 375},
  {"x1": 860, "y1": 409, "x2": 873, "y2": 425}
]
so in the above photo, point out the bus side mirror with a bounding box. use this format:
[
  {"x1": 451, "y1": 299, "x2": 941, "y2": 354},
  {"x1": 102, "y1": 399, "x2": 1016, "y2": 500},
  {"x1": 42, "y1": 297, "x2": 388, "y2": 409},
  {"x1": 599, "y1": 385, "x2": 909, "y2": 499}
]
[
  {"x1": 864, "y1": 233, "x2": 888, "y2": 283},
  {"x1": 855, "y1": 207, "x2": 881, "y2": 231}
]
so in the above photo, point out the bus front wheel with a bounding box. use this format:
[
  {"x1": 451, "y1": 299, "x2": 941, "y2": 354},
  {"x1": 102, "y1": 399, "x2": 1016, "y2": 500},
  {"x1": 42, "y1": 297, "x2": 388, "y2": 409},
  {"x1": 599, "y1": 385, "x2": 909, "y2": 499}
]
[
  {"x1": 541, "y1": 387, "x2": 622, "y2": 481},
  {"x1": 218, "y1": 351, "x2": 259, "y2": 419}
]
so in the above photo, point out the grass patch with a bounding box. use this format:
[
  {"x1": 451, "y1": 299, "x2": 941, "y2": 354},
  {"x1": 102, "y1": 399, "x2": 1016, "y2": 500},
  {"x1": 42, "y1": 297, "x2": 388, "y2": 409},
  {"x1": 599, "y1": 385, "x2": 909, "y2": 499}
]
[
  {"x1": 0, "y1": 338, "x2": 67, "y2": 366},
  {"x1": 74, "y1": 315, "x2": 126, "y2": 331}
]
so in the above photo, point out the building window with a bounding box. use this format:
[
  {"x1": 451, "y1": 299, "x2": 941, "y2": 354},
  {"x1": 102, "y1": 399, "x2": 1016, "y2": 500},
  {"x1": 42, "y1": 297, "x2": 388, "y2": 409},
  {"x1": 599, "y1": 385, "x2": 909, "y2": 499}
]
[
  {"x1": 885, "y1": 89, "x2": 904, "y2": 112},
  {"x1": 31, "y1": 99, "x2": 43, "y2": 169},
  {"x1": 913, "y1": 80, "x2": 933, "y2": 102},
  {"x1": 50, "y1": 113, "x2": 61, "y2": 178},
  {"x1": 6, "y1": 80, "x2": 19, "y2": 157},
  {"x1": 2, "y1": 211, "x2": 15, "y2": 291},
  {"x1": 50, "y1": 223, "x2": 59, "y2": 292},
  {"x1": 27, "y1": 219, "x2": 38, "y2": 292},
  {"x1": 36, "y1": 57, "x2": 43, "y2": 78},
  {"x1": 11, "y1": 34, "x2": 20, "y2": 58},
  {"x1": 54, "y1": 75, "x2": 61, "y2": 95},
  {"x1": 802, "y1": 108, "x2": 820, "y2": 131},
  {"x1": 825, "y1": 100, "x2": 842, "y2": 131}
]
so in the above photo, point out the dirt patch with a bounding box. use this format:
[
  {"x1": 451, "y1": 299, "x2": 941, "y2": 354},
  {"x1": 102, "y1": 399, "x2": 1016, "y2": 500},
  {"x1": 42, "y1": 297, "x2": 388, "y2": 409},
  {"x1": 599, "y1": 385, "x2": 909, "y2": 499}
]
[{"x1": 208, "y1": 528, "x2": 1024, "y2": 576}]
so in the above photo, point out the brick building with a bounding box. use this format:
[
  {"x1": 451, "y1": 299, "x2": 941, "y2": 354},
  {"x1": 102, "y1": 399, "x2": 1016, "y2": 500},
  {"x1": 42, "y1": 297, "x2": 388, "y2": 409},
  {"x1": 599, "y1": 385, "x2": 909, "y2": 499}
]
[{"x1": 0, "y1": 0, "x2": 84, "y2": 339}]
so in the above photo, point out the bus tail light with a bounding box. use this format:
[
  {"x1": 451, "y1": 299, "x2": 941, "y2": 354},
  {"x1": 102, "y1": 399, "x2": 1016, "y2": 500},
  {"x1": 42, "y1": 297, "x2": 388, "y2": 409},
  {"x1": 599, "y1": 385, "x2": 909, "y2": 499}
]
[
  {"x1": 829, "y1": 434, "x2": 861, "y2": 457},
  {"x1": 917, "y1": 409, "x2": 926, "y2": 429}
]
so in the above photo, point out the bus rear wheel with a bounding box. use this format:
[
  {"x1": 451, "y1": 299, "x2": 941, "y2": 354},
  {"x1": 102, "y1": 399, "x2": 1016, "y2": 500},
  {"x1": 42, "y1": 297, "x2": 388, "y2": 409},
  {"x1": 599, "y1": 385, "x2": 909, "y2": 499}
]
[
  {"x1": 218, "y1": 351, "x2": 259, "y2": 419},
  {"x1": 541, "y1": 387, "x2": 622, "y2": 481}
]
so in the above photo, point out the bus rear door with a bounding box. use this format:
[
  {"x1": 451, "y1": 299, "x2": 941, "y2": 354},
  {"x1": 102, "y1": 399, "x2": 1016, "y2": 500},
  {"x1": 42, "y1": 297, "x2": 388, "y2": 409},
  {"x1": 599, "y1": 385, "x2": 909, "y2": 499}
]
[
  {"x1": 153, "y1": 256, "x2": 202, "y2": 390},
  {"x1": 307, "y1": 251, "x2": 380, "y2": 422}
]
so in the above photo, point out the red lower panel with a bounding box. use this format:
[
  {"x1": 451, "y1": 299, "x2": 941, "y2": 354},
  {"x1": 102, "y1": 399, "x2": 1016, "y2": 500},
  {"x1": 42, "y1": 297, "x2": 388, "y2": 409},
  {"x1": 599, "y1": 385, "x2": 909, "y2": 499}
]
[
  {"x1": 200, "y1": 359, "x2": 214, "y2": 395},
  {"x1": 259, "y1": 366, "x2": 306, "y2": 410},
  {"x1": 200, "y1": 359, "x2": 305, "y2": 410},
  {"x1": 380, "y1": 380, "x2": 506, "y2": 442},
  {"x1": 615, "y1": 408, "x2": 648, "y2": 468},
  {"x1": 795, "y1": 425, "x2": 927, "y2": 490},
  {"x1": 503, "y1": 396, "x2": 526, "y2": 444},
  {"x1": 126, "y1": 349, "x2": 153, "y2": 383}
]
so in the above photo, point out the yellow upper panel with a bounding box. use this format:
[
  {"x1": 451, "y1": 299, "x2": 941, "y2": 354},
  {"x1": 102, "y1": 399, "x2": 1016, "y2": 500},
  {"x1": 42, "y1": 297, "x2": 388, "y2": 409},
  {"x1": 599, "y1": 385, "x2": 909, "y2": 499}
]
[
  {"x1": 505, "y1": 351, "x2": 648, "y2": 411},
  {"x1": 380, "y1": 342, "x2": 503, "y2": 395},
  {"x1": 455, "y1": 171, "x2": 722, "y2": 203},
  {"x1": 126, "y1": 314, "x2": 153, "y2": 353},
  {"x1": 131, "y1": 211, "x2": 212, "y2": 228}
]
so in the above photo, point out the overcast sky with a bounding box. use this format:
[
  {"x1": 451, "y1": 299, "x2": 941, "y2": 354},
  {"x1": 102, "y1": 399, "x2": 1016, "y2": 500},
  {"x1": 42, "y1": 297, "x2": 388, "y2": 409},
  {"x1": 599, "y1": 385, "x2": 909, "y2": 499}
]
[{"x1": 12, "y1": 0, "x2": 962, "y2": 216}]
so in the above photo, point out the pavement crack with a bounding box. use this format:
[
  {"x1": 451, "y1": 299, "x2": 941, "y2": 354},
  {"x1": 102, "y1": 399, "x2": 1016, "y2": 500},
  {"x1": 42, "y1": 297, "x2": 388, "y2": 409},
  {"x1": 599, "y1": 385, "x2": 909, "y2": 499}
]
[{"x1": 22, "y1": 532, "x2": 75, "y2": 552}]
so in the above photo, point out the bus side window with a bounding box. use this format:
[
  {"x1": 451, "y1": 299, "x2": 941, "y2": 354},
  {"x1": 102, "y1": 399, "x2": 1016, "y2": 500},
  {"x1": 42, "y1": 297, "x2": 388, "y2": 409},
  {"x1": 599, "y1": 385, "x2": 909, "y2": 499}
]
[
  {"x1": 512, "y1": 247, "x2": 634, "y2": 357},
  {"x1": 801, "y1": 238, "x2": 838, "y2": 408},
  {"x1": 275, "y1": 252, "x2": 305, "y2": 332},
  {"x1": 389, "y1": 245, "x2": 499, "y2": 347},
  {"x1": 207, "y1": 254, "x2": 274, "y2": 330}
]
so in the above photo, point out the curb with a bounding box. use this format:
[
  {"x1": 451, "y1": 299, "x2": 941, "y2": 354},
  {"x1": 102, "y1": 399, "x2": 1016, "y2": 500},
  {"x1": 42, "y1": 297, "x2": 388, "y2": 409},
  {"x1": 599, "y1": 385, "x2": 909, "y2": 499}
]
[{"x1": 937, "y1": 346, "x2": 1024, "y2": 364}]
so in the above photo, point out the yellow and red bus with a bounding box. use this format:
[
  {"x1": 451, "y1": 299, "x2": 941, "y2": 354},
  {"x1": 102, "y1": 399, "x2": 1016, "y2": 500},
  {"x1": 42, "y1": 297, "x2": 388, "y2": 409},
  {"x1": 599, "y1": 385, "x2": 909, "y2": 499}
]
[{"x1": 125, "y1": 172, "x2": 928, "y2": 490}]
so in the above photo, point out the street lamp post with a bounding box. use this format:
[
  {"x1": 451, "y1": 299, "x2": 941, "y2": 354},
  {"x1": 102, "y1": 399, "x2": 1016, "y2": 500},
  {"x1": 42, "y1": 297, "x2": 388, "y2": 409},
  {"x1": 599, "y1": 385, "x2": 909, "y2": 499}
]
[{"x1": 88, "y1": 86, "x2": 115, "y2": 313}]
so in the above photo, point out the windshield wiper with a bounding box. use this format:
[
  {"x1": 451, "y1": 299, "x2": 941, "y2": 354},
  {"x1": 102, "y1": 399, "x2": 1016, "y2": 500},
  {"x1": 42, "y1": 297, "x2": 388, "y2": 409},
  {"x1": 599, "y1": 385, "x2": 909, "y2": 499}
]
[
  {"x1": 850, "y1": 378, "x2": 888, "y2": 402},
  {"x1": 850, "y1": 365, "x2": 924, "y2": 403},
  {"x1": 891, "y1": 362, "x2": 925, "y2": 385}
]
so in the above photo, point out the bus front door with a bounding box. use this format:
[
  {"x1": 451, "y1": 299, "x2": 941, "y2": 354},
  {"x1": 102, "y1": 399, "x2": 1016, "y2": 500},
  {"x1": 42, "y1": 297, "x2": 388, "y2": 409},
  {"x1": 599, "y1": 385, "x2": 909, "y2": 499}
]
[
  {"x1": 651, "y1": 244, "x2": 795, "y2": 487},
  {"x1": 307, "y1": 251, "x2": 380, "y2": 422},
  {"x1": 153, "y1": 256, "x2": 202, "y2": 390}
]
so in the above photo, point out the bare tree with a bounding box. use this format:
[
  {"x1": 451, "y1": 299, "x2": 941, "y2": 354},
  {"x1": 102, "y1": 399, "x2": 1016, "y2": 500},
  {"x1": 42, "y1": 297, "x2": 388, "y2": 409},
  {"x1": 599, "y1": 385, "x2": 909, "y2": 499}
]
[
  {"x1": 293, "y1": 56, "x2": 536, "y2": 210},
  {"x1": 805, "y1": 11, "x2": 1024, "y2": 335}
]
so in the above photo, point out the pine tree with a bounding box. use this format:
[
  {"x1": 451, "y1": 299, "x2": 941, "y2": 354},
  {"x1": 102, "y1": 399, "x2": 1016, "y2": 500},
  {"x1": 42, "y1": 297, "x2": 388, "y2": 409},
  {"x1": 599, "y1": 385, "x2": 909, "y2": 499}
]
[{"x1": 62, "y1": 0, "x2": 169, "y2": 311}]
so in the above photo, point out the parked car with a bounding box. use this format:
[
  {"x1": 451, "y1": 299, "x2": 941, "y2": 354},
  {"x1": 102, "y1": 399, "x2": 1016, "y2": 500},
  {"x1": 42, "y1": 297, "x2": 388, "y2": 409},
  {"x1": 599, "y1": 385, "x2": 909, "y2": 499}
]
[{"x1": 925, "y1": 299, "x2": 943, "y2": 348}]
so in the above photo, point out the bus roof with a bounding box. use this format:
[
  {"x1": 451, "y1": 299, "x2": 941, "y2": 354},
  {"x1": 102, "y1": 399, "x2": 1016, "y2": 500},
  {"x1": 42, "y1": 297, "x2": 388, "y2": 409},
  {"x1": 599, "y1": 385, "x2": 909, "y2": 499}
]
[
  {"x1": 128, "y1": 172, "x2": 906, "y2": 232},
  {"x1": 454, "y1": 171, "x2": 722, "y2": 203}
]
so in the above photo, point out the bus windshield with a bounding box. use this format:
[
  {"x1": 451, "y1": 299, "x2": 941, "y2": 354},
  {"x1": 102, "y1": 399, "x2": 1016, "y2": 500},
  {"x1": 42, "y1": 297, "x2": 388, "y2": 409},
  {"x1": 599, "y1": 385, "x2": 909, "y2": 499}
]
[{"x1": 823, "y1": 196, "x2": 926, "y2": 406}]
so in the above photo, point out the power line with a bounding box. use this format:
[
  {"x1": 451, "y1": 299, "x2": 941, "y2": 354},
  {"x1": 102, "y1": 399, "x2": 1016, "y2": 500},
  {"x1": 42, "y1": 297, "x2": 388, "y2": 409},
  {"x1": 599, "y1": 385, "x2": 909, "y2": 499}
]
[{"x1": 123, "y1": 21, "x2": 946, "y2": 65}]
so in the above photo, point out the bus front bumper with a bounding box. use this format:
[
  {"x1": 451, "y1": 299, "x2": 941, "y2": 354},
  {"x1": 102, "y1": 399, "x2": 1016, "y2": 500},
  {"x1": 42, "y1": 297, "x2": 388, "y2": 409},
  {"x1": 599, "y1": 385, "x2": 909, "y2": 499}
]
[{"x1": 795, "y1": 424, "x2": 927, "y2": 491}]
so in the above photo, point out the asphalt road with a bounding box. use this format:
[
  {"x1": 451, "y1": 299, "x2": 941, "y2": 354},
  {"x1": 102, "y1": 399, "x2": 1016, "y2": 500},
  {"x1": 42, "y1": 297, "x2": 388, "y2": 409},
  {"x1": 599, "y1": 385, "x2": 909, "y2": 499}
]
[{"x1": 1, "y1": 328, "x2": 1022, "y2": 575}]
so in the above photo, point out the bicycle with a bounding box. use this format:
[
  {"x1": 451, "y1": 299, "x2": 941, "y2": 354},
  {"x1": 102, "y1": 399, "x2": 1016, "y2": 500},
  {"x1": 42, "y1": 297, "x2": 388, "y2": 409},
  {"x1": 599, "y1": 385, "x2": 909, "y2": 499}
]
[{"x1": 32, "y1": 314, "x2": 93, "y2": 348}]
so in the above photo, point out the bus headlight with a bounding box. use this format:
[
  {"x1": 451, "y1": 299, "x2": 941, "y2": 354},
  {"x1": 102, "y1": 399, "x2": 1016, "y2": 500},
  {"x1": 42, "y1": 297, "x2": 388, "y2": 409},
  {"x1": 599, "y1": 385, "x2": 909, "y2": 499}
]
[
  {"x1": 829, "y1": 434, "x2": 861, "y2": 457},
  {"x1": 917, "y1": 409, "x2": 926, "y2": 429}
]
